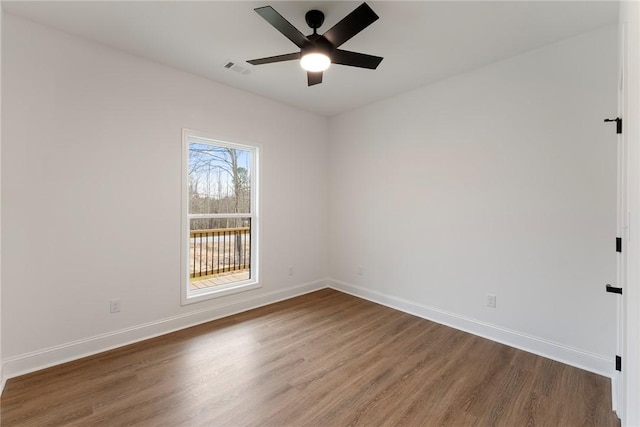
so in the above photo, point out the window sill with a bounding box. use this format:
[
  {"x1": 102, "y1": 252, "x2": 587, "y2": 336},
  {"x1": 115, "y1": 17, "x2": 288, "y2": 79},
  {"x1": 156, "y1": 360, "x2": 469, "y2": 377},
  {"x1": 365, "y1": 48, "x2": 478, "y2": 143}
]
[{"x1": 181, "y1": 280, "x2": 262, "y2": 305}]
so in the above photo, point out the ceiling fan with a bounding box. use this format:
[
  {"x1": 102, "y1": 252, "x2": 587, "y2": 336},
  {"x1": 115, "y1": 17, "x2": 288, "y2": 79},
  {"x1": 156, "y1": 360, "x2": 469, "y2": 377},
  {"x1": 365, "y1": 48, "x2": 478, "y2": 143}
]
[{"x1": 246, "y1": 2, "x2": 383, "y2": 86}]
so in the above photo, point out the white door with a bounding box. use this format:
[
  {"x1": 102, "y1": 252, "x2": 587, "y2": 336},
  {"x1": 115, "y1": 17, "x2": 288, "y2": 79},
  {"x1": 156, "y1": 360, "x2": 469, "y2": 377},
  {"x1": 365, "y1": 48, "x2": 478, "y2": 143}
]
[{"x1": 612, "y1": 20, "x2": 627, "y2": 419}]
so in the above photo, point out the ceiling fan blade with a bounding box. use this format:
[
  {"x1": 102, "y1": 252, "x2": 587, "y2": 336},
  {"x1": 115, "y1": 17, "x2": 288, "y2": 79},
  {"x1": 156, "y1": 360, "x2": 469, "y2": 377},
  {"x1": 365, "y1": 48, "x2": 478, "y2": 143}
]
[
  {"x1": 332, "y1": 49, "x2": 383, "y2": 69},
  {"x1": 254, "y1": 6, "x2": 310, "y2": 49},
  {"x1": 247, "y1": 52, "x2": 301, "y2": 66},
  {"x1": 307, "y1": 71, "x2": 323, "y2": 86},
  {"x1": 322, "y1": 3, "x2": 379, "y2": 48}
]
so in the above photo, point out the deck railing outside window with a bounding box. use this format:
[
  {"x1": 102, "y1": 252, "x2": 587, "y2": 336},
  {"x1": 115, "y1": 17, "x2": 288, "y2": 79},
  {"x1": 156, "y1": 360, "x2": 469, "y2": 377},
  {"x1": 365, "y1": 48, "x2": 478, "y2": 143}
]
[{"x1": 189, "y1": 220, "x2": 251, "y2": 279}]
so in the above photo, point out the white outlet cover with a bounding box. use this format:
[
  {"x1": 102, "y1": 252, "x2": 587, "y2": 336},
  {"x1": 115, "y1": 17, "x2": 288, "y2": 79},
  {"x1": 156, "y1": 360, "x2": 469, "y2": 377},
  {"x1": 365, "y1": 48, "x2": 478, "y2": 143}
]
[{"x1": 487, "y1": 294, "x2": 496, "y2": 308}]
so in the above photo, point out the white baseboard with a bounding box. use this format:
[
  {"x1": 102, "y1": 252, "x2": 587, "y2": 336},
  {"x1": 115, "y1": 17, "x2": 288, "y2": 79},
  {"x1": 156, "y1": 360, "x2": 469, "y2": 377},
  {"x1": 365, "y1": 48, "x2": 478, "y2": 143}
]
[
  {"x1": 328, "y1": 279, "x2": 614, "y2": 378},
  {"x1": 2, "y1": 279, "x2": 328, "y2": 382}
]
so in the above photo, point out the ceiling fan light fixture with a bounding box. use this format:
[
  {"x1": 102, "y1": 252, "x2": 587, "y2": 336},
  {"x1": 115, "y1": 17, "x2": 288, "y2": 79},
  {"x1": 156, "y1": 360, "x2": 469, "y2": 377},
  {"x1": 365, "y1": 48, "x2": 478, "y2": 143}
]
[{"x1": 300, "y1": 52, "x2": 331, "y2": 72}]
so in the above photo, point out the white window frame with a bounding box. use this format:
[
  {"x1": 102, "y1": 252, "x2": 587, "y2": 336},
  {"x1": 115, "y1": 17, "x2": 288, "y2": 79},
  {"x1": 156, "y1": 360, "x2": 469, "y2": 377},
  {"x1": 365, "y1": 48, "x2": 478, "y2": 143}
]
[{"x1": 181, "y1": 129, "x2": 260, "y2": 305}]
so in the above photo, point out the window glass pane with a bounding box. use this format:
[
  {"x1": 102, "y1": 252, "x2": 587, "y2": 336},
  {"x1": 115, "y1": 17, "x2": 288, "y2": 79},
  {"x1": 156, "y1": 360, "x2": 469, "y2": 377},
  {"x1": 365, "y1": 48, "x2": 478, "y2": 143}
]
[
  {"x1": 189, "y1": 217, "x2": 252, "y2": 287},
  {"x1": 188, "y1": 142, "x2": 251, "y2": 214}
]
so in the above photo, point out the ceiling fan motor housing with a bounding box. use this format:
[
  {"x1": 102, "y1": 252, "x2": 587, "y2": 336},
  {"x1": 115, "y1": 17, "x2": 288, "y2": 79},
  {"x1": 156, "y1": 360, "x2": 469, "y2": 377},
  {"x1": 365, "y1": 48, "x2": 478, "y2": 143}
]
[{"x1": 304, "y1": 33, "x2": 333, "y2": 57}]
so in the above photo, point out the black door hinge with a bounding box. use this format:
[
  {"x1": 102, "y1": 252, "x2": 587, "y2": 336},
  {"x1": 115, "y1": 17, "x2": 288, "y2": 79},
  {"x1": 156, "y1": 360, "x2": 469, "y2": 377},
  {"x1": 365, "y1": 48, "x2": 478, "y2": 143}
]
[
  {"x1": 604, "y1": 117, "x2": 622, "y2": 134},
  {"x1": 606, "y1": 284, "x2": 623, "y2": 295},
  {"x1": 616, "y1": 237, "x2": 622, "y2": 253},
  {"x1": 616, "y1": 355, "x2": 622, "y2": 372}
]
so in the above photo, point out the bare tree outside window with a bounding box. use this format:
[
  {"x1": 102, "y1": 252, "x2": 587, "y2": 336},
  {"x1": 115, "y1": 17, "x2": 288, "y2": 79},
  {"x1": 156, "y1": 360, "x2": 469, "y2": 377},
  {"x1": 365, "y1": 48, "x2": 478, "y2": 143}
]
[{"x1": 189, "y1": 143, "x2": 251, "y2": 218}]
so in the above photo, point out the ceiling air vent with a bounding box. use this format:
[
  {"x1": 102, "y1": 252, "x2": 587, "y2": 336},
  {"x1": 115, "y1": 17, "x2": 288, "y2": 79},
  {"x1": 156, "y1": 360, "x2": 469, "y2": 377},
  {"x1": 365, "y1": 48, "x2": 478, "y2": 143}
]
[{"x1": 223, "y1": 61, "x2": 251, "y2": 76}]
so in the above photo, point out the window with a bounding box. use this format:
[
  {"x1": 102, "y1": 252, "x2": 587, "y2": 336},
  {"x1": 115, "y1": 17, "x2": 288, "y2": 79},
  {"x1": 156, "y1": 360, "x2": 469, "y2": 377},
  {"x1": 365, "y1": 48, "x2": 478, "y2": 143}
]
[{"x1": 182, "y1": 129, "x2": 259, "y2": 304}]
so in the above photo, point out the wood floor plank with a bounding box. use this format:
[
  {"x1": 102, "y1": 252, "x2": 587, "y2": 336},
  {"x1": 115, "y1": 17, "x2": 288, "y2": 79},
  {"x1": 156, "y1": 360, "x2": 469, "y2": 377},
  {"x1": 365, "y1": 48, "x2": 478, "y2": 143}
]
[{"x1": 0, "y1": 289, "x2": 620, "y2": 426}]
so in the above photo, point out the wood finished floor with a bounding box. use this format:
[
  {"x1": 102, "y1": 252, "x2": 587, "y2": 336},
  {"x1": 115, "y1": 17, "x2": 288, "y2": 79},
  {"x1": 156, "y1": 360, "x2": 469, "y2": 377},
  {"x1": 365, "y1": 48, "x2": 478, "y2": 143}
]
[{"x1": 1, "y1": 289, "x2": 619, "y2": 426}]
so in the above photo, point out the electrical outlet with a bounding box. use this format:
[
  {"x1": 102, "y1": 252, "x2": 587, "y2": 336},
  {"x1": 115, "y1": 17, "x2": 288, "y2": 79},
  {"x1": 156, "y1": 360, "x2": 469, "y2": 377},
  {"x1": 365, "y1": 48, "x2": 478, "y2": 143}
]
[
  {"x1": 110, "y1": 298, "x2": 121, "y2": 313},
  {"x1": 288, "y1": 266, "x2": 294, "y2": 276},
  {"x1": 358, "y1": 266, "x2": 364, "y2": 276},
  {"x1": 487, "y1": 294, "x2": 496, "y2": 308}
]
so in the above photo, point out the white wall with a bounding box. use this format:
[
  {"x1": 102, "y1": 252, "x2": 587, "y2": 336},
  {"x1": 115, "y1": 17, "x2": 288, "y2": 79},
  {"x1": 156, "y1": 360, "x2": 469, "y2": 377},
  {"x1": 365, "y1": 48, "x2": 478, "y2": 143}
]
[
  {"x1": 329, "y1": 26, "x2": 618, "y2": 375},
  {"x1": 621, "y1": 1, "x2": 640, "y2": 425},
  {"x1": 1, "y1": 15, "x2": 328, "y2": 376}
]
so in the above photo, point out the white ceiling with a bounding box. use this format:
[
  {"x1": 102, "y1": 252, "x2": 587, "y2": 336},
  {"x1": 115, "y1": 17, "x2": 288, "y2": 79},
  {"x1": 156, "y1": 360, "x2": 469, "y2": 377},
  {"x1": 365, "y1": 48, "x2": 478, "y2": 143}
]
[{"x1": 3, "y1": 1, "x2": 618, "y2": 116}]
